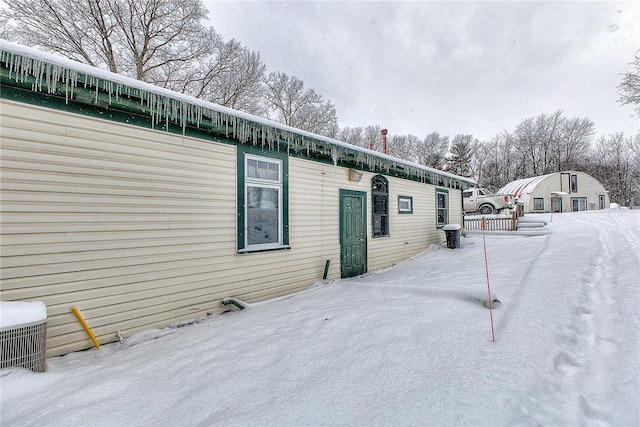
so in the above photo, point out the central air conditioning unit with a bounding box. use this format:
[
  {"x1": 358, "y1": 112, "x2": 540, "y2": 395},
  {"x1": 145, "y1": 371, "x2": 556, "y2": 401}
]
[{"x1": 0, "y1": 301, "x2": 48, "y2": 373}]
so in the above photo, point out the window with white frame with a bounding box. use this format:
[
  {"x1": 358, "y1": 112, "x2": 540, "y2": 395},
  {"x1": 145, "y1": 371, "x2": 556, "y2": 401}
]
[
  {"x1": 436, "y1": 190, "x2": 448, "y2": 227},
  {"x1": 533, "y1": 198, "x2": 544, "y2": 210},
  {"x1": 570, "y1": 174, "x2": 578, "y2": 192},
  {"x1": 571, "y1": 197, "x2": 587, "y2": 212},
  {"x1": 398, "y1": 195, "x2": 413, "y2": 214},
  {"x1": 244, "y1": 154, "x2": 283, "y2": 249}
]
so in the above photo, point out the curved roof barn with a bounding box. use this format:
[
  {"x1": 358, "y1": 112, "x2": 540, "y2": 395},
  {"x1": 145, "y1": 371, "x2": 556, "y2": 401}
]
[
  {"x1": 499, "y1": 171, "x2": 609, "y2": 213},
  {"x1": 499, "y1": 173, "x2": 552, "y2": 204}
]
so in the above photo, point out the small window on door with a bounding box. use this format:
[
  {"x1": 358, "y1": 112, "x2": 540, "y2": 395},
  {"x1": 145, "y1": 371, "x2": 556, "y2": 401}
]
[{"x1": 372, "y1": 175, "x2": 389, "y2": 237}]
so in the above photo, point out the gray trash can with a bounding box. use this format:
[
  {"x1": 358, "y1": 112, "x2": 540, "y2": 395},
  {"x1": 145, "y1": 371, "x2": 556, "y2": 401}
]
[{"x1": 443, "y1": 224, "x2": 461, "y2": 249}]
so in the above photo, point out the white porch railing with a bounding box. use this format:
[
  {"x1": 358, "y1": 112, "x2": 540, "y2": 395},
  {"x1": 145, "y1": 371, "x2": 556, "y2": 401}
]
[{"x1": 464, "y1": 213, "x2": 518, "y2": 231}]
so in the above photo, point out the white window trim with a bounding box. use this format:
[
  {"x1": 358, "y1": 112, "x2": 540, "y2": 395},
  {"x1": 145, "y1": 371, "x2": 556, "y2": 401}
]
[
  {"x1": 571, "y1": 197, "x2": 587, "y2": 212},
  {"x1": 244, "y1": 154, "x2": 284, "y2": 251},
  {"x1": 436, "y1": 190, "x2": 449, "y2": 227},
  {"x1": 398, "y1": 196, "x2": 413, "y2": 213},
  {"x1": 570, "y1": 174, "x2": 578, "y2": 193},
  {"x1": 533, "y1": 198, "x2": 544, "y2": 210}
]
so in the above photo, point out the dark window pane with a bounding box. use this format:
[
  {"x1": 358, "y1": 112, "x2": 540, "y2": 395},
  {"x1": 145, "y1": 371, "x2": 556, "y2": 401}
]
[
  {"x1": 570, "y1": 175, "x2": 578, "y2": 192},
  {"x1": 247, "y1": 186, "x2": 279, "y2": 245},
  {"x1": 372, "y1": 175, "x2": 389, "y2": 237},
  {"x1": 373, "y1": 214, "x2": 388, "y2": 236},
  {"x1": 374, "y1": 194, "x2": 388, "y2": 214}
]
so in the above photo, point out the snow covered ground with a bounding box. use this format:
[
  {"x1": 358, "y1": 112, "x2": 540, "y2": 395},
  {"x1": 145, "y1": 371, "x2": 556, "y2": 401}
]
[{"x1": 1, "y1": 210, "x2": 638, "y2": 426}]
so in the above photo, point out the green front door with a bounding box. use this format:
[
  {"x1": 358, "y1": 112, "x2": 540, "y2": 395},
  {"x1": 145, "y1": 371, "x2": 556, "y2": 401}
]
[{"x1": 340, "y1": 190, "x2": 367, "y2": 278}]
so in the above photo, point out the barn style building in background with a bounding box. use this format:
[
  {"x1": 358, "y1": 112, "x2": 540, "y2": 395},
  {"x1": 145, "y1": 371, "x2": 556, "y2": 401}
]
[{"x1": 499, "y1": 171, "x2": 609, "y2": 214}]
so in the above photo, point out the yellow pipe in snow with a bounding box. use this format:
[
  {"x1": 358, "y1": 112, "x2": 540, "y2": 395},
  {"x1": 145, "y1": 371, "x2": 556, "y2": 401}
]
[{"x1": 71, "y1": 306, "x2": 101, "y2": 349}]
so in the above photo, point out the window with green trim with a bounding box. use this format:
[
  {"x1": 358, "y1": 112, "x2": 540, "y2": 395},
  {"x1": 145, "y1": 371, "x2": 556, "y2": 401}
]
[
  {"x1": 398, "y1": 195, "x2": 413, "y2": 214},
  {"x1": 436, "y1": 189, "x2": 449, "y2": 227},
  {"x1": 237, "y1": 148, "x2": 289, "y2": 252},
  {"x1": 372, "y1": 175, "x2": 389, "y2": 237}
]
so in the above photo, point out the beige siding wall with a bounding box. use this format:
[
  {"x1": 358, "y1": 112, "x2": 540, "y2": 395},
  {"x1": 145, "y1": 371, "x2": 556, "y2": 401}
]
[
  {"x1": 289, "y1": 162, "x2": 461, "y2": 275},
  {"x1": 1, "y1": 100, "x2": 462, "y2": 357},
  {"x1": 1, "y1": 101, "x2": 240, "y2": 356},
  {"x1": 449, "y1": 189, "x2": 463, "y2": 225},
  {"x1": 367, "y1": 178, "x2": 450, "y2": 271}
]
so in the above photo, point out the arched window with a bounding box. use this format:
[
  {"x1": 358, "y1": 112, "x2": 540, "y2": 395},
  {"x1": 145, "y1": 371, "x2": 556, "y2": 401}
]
[{"x1": 372, "y1": 175, "x2": 389, "y2": 237}]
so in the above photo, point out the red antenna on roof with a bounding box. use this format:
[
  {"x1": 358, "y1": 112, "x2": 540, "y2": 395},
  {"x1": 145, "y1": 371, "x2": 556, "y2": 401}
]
[{"x1": 381, "y1": 129, "x2": 388, "y2": 154}]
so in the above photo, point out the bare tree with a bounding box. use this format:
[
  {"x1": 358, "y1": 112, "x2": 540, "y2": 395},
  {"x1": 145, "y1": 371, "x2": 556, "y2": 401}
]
[
  {"x1": 387, "y1": 134, "x2": 417, "y2": 161},
  {"x1": 144, "y1": 26, "x2": 221, "y2": 92},
  {"x1": 363, "y1": 125, "x2": 383, "y2": 152},
  {"x1": 263, "y1": 71, "x2": 304, "y2": 125},
  {"x1": 111, "y1": 0, "x2": 211, "y2": 82},
  {"x1": 475, "y1": 133, "x2": 517, "y2": 191},
  {"x1": 507, "y1": 110, "x2": 595, "y2": 177},
  {"x1": 6, "y1": 0, "x2": 271, "y2": 116},
  {"x1": 629, "y1": 132, "x2": 640, "y2": 158},
  {"x1": 510, "y1": 117, "x2": 535, "y2": 176},
  {"x1": 324, "y1": 121, "x2": 340, "y2": 139},
  {"x1": 7, "y1": 0, "x2": 213, "y2": 83},
  {"x1": 554, "y1": 117, "x2": 595, "y2": 171},
  {"x1": 7, "y1": 0, "x2": 120, "y2": 72},
  {"x1": 209, "y1": 43, "x2": 266, "y2": 115},
  {"x1": 263, "y1": 71, "x2": 338, "y2": 136},
  {"x1": 0, "y1": 7, "x2": 14, "y2": 39},
  {"x1": 618, "y1": 54, "x2": 640, "y2": 116},
  {"x1": 183, "y1": 39, "x2": 267, "y2": 116},
  {"x1": 406, "y1": 134, "x2": 421, "y2": 161},
  {"x1": 416, "y1": 132, "x2": 449, "y2": 169},
  {"x1": 536, "y1": 110, "x2": 564, "y2": 174},
  {"x1": 587, "y1": 133, "x2": 639, "y2": 206},
  {"x1": 338, "y1": 127, "x2": 365, "y2": 148},
  {"x1": 512, "y1": 111, "x2": 565, "y2": 176}
]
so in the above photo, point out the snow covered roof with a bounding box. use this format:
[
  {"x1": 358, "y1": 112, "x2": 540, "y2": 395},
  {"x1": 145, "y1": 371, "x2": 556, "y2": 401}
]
[
  {"x1": 0, "y1": 39, "x2": 475, "y2": 189},
  {"x1": 498, "y1": 173, "x2": 553, "y2": 203}
]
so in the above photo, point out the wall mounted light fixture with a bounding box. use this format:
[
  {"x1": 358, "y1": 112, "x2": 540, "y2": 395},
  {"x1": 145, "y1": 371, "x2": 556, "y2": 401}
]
[{"x1": 349, "y1": 168, "x2": 363, "y2": 182}]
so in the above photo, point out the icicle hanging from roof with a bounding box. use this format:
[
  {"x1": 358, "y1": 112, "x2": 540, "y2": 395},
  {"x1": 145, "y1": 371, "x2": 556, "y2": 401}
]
[
  {"x1": 331, "y1": 147, "x2": 340, "y2": 166},
  {"x1": 0, "y1": 43, "x2": 476, "y2": 190}
]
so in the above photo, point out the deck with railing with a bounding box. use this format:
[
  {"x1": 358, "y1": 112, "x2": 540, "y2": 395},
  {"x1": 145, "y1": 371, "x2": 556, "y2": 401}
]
[{"x1": 463, "y1": 213, "x2": 518, "y2": 231}]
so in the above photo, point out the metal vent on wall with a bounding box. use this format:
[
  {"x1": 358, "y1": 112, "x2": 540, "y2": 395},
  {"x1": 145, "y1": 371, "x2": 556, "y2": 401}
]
[{"x1": 1, "y1": 319, "x2": 48, "y2": 373}]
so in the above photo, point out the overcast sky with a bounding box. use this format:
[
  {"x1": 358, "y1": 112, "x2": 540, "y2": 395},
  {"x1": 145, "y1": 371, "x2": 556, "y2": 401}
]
[{"x1": 205, "y1": 1, "x2": 639, "y2": 141}]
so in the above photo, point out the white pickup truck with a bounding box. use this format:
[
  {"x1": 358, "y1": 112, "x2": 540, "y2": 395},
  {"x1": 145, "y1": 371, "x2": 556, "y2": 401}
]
[{"x1": 463, "y1": 188, "x2": 514, "y2": 215}]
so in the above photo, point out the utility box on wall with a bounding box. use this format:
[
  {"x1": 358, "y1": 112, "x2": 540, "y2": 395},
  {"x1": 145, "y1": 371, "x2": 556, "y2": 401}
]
[{"x1": 0, "y1": 302, "x2": 48, "y2": 372}]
